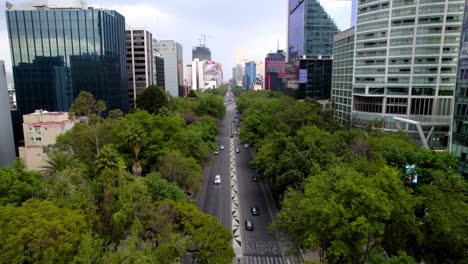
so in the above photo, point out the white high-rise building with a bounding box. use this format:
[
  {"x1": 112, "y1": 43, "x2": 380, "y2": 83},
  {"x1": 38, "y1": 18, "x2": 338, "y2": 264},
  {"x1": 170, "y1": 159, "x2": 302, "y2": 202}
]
[
  {"x1": 0, "y1": 60, "x2": 15, "y2": 167},
  {"x1": 154, "y1": 40, "x2": 183, "y2": 97},
  {"x1": 352, "y1": 0, "x2": 464, "y2": 148}
]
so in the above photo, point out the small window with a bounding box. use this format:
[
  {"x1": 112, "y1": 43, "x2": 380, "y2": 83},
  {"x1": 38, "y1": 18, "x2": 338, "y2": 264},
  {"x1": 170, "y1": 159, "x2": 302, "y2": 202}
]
[
  {"x1": 30, "y1": 137, "x2": 34, "y2": 141},
  {"x1": 29, "y1": 127, "x2": 32, "y2": 131},
  {"x1": 35, "y1": 127, "x2": 40, "y2": 131},
  {"x1": 36, "y1": 137, "x2": 41, "y2": 141}
]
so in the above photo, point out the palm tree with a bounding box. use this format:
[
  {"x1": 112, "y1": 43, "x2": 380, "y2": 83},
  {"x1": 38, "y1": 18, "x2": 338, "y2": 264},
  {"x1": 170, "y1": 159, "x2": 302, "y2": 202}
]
[
  {"x1": 123, "y1": 124, "x2": 144, "y2": 176},
  {"x1": 42, "y1": 151, "x2": 79, "y2": 177}
]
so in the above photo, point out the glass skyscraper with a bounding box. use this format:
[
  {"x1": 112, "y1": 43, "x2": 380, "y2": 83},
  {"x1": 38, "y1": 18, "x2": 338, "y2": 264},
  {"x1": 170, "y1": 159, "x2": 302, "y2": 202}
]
[
  {"x1": 244, "y1": 61, "x2": 256, "y2": 90},
  {"x1": 288, "y1": 0, "x2": 339, "y2": 60},
  {"x1": 452, "y1": 0, "x2": 468, "y2": 178},
  {"x1": 6, "y1": 6, "x2": 129, "y2": 116}
]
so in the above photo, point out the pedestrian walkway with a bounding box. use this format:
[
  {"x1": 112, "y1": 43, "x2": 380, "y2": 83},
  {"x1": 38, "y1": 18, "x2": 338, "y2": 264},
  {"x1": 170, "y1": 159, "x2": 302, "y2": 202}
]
[{"x1": 243, "y1": 255, "x2": 286, "y2": 264}]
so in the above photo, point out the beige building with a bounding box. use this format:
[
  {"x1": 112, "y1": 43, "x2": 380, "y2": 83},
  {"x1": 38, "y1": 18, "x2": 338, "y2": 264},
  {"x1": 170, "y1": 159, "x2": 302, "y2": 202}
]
[{"x1": 19, "y1": 110, "x2": 79, "y2": 171}]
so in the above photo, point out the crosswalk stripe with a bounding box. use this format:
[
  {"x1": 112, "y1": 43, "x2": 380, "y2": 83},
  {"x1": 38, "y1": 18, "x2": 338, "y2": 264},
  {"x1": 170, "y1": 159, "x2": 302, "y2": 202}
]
[{"x1": 244, "y1": 256, "x2": 285, "y2": 264}]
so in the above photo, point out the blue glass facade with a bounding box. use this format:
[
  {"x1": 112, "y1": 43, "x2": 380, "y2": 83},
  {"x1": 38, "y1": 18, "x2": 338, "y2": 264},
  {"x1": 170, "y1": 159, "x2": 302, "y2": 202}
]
[
  {"x1": 288, "y1": 0, "x2": 339, "y2": 59},
  {"x1": 244, "y1": 62, "x2": 256, "y2": 90},
  {"x1": 452, "y1": 0, "x2": 468, "y2": 178},
  {"x1": 6, "y1": 9, "x2": 129, "y2": 116}
]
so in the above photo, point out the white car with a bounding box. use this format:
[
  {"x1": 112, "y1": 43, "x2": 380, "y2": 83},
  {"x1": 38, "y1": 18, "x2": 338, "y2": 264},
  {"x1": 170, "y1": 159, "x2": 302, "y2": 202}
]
[
  {"x1": 244, "y1": 144, "x2": 249, "y2": 148},
  {"x1": 214, "y1": 175, "x2": 221, "y2": 185},
  {"x1": 220, "y1": 145, "x2": 225, "y2": 150}
]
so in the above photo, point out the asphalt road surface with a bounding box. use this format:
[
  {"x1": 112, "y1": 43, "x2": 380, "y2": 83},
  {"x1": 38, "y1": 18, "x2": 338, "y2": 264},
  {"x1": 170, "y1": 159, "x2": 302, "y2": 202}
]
[{"x1": 196, "y1": 91, "x2": 293, "y2": 264}]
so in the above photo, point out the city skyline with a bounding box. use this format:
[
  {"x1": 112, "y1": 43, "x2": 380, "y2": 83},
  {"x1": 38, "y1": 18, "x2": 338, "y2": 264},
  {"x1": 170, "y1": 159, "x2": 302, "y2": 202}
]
[{"x1": 0, "y1": 0, "x2": 352, "y2": 81}]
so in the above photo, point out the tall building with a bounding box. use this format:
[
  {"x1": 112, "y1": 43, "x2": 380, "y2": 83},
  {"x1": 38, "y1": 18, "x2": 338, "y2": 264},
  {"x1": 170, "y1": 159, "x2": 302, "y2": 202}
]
[
  {"x1": 154, "y1": 40, "x2": 184, "y2": 97},
  {"x1": 0, "y1": 60, "x2": 16, "y2": 167},
  {"x1": 153, "y1": 50, "x2": 165, "y2": 89},
  {"x1": 352, "y1": 0, "x2": 464, "y2": 149},
  {"x1": 192, "y1": 46, "x2": 212, "y2": 61},
  {"x1": 19, "y1": 110, "x2": 80, "y2": 171},
  {"x1": 286, "y1": 58, "x2": 333, "y2": 100},
  {"x1": 186, "y1": 64, "x2": 193, "y2": 87},
  {"x1": 288, "y1": 0, "x2": 339, "y2": 60},
  {"x1": 255, "y1": 60, "x2": 265, "y2": 87},
  {"x1": 265, "y1": 52, "x2": 286, "y2": 91},
  {"x1": 126, "y1": 27, "x2": 153, "y2": 108},
  {"x1": 452, "y1": 0, "x2": 468, "y2": 177},
  {"x1": 6, "y1": 2, "x2": 129, "y2": 116},
  {"x1": 332, "y1": 27, "x2": 355, "y2": 125},
  {"x1": 351, "y1": 0, "x2": 357, "y2": 27},
  {"x1": 244, "y1": 62, "x2": 256, "y2": 90}
]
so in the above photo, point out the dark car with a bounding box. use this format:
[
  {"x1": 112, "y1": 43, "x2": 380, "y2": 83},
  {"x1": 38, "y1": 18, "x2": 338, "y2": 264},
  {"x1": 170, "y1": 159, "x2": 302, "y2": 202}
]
[
  {"x1": 251, "y1": 206, "x2": 259, "y2": 216},
  {"x1": 252, "y1": 175, "x2": 259, "y2": 182},
  {"x1": 245, "y1": 220, "x2": 254, "y2": 231}
]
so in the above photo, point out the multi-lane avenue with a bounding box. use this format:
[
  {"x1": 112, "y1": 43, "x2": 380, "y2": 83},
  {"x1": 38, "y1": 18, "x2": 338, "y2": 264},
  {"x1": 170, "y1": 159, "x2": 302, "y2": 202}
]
[{"x1": 196, "y1": 90, "x2": 294, "y2": 264}]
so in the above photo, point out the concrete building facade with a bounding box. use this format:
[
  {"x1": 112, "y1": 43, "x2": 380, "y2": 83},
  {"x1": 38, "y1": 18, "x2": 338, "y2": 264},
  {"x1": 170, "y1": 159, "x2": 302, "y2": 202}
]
[
  {"x1": 126, "y1": 27, "x2": 153, "y2": 108},
  {"x1": 0, "y1": 60, "x2": 16, "y2": 167},
  {"x1": 332, "y1": 27, "x2": 355, "y2": 126},
  {"x1": 154, "y1": 40, "x2": 183, "y2": 97},
  {"x1": 19, "y1": 110, "x2": 79, "y2": 171}
]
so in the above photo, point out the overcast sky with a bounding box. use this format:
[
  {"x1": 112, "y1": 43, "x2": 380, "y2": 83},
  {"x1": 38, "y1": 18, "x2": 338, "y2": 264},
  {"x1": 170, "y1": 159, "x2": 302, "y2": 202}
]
[{"x1": 0, "y1": 0, "x2": 352, "y2": 80}]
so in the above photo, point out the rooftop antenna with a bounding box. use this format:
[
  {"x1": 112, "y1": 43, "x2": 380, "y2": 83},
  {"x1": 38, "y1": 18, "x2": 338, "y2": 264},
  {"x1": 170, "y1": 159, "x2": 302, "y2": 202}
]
[
  {"x1": 277, "y1": 40, "x2": 279, "y2": 52},
  {"x1": 200, "y1": 34, "x2": 212, "y2": 47}
]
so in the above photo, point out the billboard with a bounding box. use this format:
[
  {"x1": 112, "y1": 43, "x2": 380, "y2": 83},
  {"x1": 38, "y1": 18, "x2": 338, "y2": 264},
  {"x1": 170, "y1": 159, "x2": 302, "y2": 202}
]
[
  {"x1": 204, "y1": 63, "x2": 219, "y2": 75},
  {"x1": 288, "y1": 1, "x2": 304, "y2": 59},
  {"x1": 299, "y1": 69, "x2": 308, "y2": 83}
]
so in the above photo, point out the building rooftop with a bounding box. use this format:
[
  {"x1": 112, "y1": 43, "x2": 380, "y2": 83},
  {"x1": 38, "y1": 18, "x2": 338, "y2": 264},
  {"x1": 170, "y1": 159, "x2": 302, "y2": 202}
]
[{"x1": 6, "y1": 0, "x2": 88, "y2": 10}]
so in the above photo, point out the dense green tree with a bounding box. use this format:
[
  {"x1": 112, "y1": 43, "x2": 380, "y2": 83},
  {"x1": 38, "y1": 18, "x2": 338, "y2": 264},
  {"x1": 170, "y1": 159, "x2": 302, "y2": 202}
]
[
  {"x1": 0, "y1": 159, "x2": 43, "y2": 205},
  {"x1": 69, "y1": 91, "x2": 107, "y2": 124},
  {"x1": 196, "y1": 93, "x2": 226, "y2": 119},
  {"x1": 0, "y1": 199, "x2": 94, "y2": 264},
  {"x1": 145, "y1": 172, "x2": 188, "y2": 202},
  {"x1": 109, "y1": 109, "x2": 124, "y2": 119},
  {"x1": 271, "y1": 164, "x2": 416, "y2": 264},
  {"x1": 159, "y1": 150, "x2": 203, "y2": 193},
  {"x1": 136, "y1": 85, "x2": 169, "y2": 114}
]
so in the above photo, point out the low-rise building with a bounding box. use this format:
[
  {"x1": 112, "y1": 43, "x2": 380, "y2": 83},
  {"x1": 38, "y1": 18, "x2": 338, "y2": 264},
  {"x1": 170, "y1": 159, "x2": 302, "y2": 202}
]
[{"x1": 19, "y1": 110, "x2": 80, "y2": 171}]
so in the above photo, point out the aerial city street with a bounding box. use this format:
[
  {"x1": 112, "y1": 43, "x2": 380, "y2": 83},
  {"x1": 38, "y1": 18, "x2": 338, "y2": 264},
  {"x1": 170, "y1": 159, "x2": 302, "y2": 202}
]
[{"x1": 0, "y1": 0, "x2": 467, "y2": 263}]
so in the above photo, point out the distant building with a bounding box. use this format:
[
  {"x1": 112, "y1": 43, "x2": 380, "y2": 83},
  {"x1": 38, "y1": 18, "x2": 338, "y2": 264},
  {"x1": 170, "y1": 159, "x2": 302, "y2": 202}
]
[
  {"x1": 265, "y1": 52, "x2": 286, "y2": 91},
  {"x1": 452, "y1": 0, "x2": 468, "y2": 177},
  {"x1": 192, "y1": 46, "x2": 212, "y2": 61},
  {"x1": 186, "y1": 64, "x2": 193, "y2": 86},
  {"x1": 191, "y1": 59, "x2": 223, "y2": 91},
  {"x1": 126, "y1": 27, "x2": 153, "y2": 108},
  {"x1": 154, "y1": 40, "x2": 184, "y2": 97},
  {"x1": 244, "y1": 62, "x2": 256, "y2": 90},
  {"x1": 288, "y1": 0, "x2": 339, "y2": 60},
  {"x1": 332, "y1": 27, "x2": 355, "y2": 126},
  {"x1": 6, "y1": 2, "x2": 129, "y2": 146},
  {"x1": 19, "y1": 110, "x2": 80, "y2": 171},
  {"x1": 0, "y1": 60, "x2": 15, "y2": 167},
  {"x1": 286, "y1": 58, "x2": 332, "y2": 100}
]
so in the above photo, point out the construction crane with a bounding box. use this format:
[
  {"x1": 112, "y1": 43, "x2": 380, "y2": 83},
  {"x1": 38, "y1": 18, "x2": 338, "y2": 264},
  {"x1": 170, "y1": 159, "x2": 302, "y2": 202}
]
[{"x1": 198, "y1": 34, "x2": 212, "y2": 47}]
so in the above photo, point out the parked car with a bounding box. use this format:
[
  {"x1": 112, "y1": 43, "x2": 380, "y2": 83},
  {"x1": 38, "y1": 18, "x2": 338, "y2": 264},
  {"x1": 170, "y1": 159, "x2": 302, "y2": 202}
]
[
  {"x1": 245, "y1": 220, "x2": 254, "y2": 231},
  {"x1": 244, "y1": 144, "x2": 249, "y2": 148},
  {"x1": 251, "y1": 206, "x2": 259, "y2": 216},
  {"x1": 214, "y1": 151, "x2": 219, "y2": 155},
  {"x1": 214, "y1": 175, "x2": 221, "y2": 185}
]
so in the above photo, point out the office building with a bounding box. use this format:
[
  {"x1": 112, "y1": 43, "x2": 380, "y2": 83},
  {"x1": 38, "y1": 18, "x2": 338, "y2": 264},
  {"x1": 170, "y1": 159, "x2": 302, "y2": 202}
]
[
  {"x1": 19, "y1": 110, "x2": 80, "y2": 171},
  {"x1": 6, "y1": 1, "x2": 129, "y2": 118},
  {"x1": 352, "y1": 0, "x2": 464, "y2": 149},
  {"x1": 265, "y1": 51, "x2": 286, "y2": 91},
  {"x1": 332, "y1": 27, "x2": 355, "y2": 125},
  {"x1": 153, "y1": 49, "x2": 165, "y2": 89},
  {"x1": 192, "y1": 46, "x2": 212, "y2": 61},
  {"x1": 186, "y1": 64, "x2": 193, "y2": 87},
  {"x1": 0, "y1": 60, "x2": 16, "y2": 167},
  {"x1": 192, "y1": 59, "x2": 223, "y2": 91},
  {"x1": 452, "y1": 0, "x2": 468, "y2": 177},
  {"x1": 288, "y1": 0, "x2": 339, "y2": 60},
  {"x1": 126, "y1": 27, "x2": 153, "y2": 108},
  {"x1": 286, "y1": 58, "x2": 332, "y2": 100},
  {"x1": 244, "y1": 62, "x2": 256, "y2": 90},
  {"x1": 154, "y1": 40, "x2": 184, "y2": 97}
]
